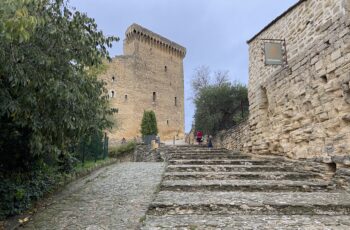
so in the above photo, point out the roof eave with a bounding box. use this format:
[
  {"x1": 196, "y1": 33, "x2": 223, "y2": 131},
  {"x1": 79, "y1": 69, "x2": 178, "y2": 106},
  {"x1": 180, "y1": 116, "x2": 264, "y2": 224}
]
[{"x1": 247, "y1": 0, "x2": 307, "y2": 44}]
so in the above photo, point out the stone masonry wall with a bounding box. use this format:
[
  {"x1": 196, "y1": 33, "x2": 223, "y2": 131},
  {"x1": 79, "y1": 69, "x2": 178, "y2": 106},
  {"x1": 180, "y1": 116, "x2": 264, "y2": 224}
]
[
  {"x1": 247, "y1": 0, "x2": 350, "y2": 166},
  {"x1": 99, "y1": 24, "x2": 186, "y2": 144},
  {"x1": 212, "y1": 120, "x2": 249, "y2": 152}
]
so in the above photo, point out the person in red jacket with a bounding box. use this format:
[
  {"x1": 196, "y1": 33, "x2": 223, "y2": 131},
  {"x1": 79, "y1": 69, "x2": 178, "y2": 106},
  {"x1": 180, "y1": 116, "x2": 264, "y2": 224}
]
[{"x1": 196, "y1": 130, "x2": 203, "y2": 145}]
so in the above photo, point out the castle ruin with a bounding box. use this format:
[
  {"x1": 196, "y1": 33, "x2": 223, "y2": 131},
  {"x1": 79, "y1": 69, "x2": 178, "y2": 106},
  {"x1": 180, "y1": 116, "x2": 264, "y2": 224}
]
[{"x1": 99, "y1": 24, "x2": 186, "y2": 143}]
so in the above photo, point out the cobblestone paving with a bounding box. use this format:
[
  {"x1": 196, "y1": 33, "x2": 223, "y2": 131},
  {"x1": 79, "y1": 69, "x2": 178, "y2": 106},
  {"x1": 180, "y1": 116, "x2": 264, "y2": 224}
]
[
  {"x1": 20, "y1": 162, "x2": 165, "y2": 230},
  {"x1": 141, "y1": 146, "x2": 350, "y2": 229},
  {"x1": 143, "y1": 215, "x2": 350, "y2": 230}
]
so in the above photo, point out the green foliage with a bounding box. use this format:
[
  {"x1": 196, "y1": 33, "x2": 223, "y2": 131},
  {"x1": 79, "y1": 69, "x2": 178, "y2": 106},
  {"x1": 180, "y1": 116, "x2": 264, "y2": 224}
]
[
  {"x1": 0, "y1": 157, "x2": 113, "y2": 219},
  {"x1": 0, "y1": 0, "x2": 40, "y2": 42},
  {"x1": 191, "y1": 65, "x2": 230, "y2": 100},
  {"x1": 0, "y1": 0, "x2": 118, "y2": 171},
  {"x1": 194, "y1": 82, "x2": 248, "y2": 135},
  {"x1": 0, "y1": 167, "x2": 59, "y2": 219},
  {"x1": 57, "y1": 151, "x2": 79, "y2": 173},
  {"x1": 74, "y1": 158, "x2": 110, "y2": 171},
  {"x1": 75, "y1": 131, "x2": 105, "y2": 161},
  {"x1": 233, "y1": 110, "x2": 249, "y2": 124},
  {"x1": 140, "y1": 110, "x2": 158, "y2": 136},
  {"x1": 0, "y1": 0, "x2": 119, "y2": 219},
  {"x1": 109, "y1": 141, "x2": 136, "y2": 158}
]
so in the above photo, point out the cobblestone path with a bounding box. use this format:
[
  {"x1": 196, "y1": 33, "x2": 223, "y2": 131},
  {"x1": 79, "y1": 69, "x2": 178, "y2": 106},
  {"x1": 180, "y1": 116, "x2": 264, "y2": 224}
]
[
  {"x1": 141, "y1": 146, "x2": 350, "y2": 229},
  {"x1": 20, "y1": 162, "x2": 165, "y2": 230}
]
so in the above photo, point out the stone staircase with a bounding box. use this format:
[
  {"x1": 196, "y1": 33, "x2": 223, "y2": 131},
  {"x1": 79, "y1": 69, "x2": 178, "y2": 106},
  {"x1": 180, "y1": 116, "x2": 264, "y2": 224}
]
[{"x1": 141, "y1": 146, "x2": 350, "y2": 229}]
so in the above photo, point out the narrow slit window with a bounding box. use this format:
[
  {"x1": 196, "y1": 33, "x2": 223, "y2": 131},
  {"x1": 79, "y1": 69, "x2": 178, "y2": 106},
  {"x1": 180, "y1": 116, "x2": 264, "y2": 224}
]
[
  {"x1": 174, "y1": 97, "x2": 177, "y2": 106},
  {"x1": 164, "y1": 66, "x2": 167, "y2": 72},
  {"x1": 125, "y1": 95, "x2": 128, "y2": 101},
  {"x1": 112, "y1": 76, "x2": 115, "y2": 82},
  {"x1": 167, "y1": 120, "x2": 169, "y2": 126},
  {"x1": 153, "y1": 92, "x2": 156, "y2": 102},
  {"x1": 111, "y1": 91, "x2": 115, "y2": 98},
  {"x1": 320, "y1": 75, "x2": 328, "y2": 83}
]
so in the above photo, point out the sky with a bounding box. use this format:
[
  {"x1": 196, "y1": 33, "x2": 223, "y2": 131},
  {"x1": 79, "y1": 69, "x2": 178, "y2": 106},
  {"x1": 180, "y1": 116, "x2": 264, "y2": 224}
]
[{"x1": 69, "y1": 0, "x2": 298, "y2": 133}]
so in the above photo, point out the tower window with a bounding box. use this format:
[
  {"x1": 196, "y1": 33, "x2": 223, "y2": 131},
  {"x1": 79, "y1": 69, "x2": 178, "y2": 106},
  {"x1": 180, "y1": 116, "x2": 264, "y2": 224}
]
[
  {"x1": 153, "y1": 92, "x2": 156, "y2": 102},
  {"x1": 112, "y1": 76, "x2": 115, "y2": 82},
  {"x1": 164, "y1": 66, "x2": 167, "y2": 72},
  {"x1": 111, "y1": 91, "x2": 115, "y2": 98},
  {"x1": 320, "y1": 75, "x2": 328, "y2": 83},
  {"x1": 174, "y1": 97, "x2": 177, "y2": 106},
  {"x1": 167, "y1": 120, "x2": 169, "y2": 126},
  {"x1": 125, "y1": 95, "x2": 128, "y2": 101}
]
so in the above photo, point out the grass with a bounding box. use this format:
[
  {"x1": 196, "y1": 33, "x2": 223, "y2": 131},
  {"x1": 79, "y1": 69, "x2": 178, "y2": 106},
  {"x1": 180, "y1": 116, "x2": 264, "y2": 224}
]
[
  {"x1": 74, "y1": 158, "x2": 111, "y2": 172},
  {"x1": 109, "y1": 141, "x2": 136, "y2": 158}
]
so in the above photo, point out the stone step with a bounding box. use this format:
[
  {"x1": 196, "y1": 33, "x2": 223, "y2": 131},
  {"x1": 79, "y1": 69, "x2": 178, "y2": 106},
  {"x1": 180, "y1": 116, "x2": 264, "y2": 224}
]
[
  {"x1": 167, "y1": 149, "x2": 228, "y2": 153},
  {"x1": 166, "y1": 164, "x2": 295, "y2": 173},
  {"x1": 168, "y1": 159, "x2": 271, "y2": 165},
  {"x1": 161, "y1": 179, "x2": 332, "y2": 192},
  {"x1": 169, "y1": 152, "x2": 231, "y2": 156},
  {"x1": 170, "y1": 154, "x2": 251, "y2": 160},
  {"x1": 165, "y1": 145, "x2": 221, "y2": 149},
  {"x1": 141, "y1": 214, "x2": 350, "y2": 230},
  {"x1": 168, "y1": 161, "x2": 331, "y2": 174},
  {"x1": 163, "y1": 171, "x2": 324, "y2": 181},
  {"x1": 148, "y1": 191, "x2": 350, "y2": 216},
  {"x1": 167, "y1": 146, "x2": 227, "y2": 150}
]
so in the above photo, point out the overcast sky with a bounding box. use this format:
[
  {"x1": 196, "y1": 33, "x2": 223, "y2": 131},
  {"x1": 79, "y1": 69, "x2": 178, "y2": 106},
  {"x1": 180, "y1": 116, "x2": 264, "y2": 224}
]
[{"x1": 69, "y1": 0, "x2": 298, "y2": 132}]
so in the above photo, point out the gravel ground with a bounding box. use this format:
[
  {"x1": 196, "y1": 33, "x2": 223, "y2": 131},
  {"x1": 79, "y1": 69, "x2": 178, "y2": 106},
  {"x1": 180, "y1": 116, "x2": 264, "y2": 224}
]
[{"x1": 19, "y1": 162, "x2": 165, "y2": 230}]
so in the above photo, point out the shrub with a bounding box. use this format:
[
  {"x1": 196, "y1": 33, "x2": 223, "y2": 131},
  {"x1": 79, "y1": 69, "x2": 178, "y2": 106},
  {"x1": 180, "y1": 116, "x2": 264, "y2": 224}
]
[
  {"x1": 109, "y1": 141, "x2": 136, "y2": 158},
  {"x1": 0, "y1": 156, "x2": 113, "y2": 220},
  {"x1": 0, "y1": 168, "x2": 59, "y2": 219},
  {"x1": 140, "y1": 111, "x2": 158, "y2": 136}
]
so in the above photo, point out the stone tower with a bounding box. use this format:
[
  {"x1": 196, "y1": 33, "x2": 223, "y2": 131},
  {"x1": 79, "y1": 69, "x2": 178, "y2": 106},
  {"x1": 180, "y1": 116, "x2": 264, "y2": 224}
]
[{"x1": 100, "y1": 23, "x2": 186, "y2": 144}]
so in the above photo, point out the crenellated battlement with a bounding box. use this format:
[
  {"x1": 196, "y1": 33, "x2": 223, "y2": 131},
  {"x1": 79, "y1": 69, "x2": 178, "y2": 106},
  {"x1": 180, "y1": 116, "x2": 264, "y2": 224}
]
[
  {"x1": 100, "y1": 23, "x2": 185, "y2": 143},
  {"x1": 125, "y1": 23, "x2": 186, "y2": 58}
]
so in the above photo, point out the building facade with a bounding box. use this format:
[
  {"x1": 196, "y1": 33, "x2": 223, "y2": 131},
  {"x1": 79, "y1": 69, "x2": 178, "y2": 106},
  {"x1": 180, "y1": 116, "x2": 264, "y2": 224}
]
[
  {"x1": 246, "y1": 0, "x2": 350, "y2": 160},
  {"x1": 100, "y1": 24, "x2": 186, "y2": 144}
]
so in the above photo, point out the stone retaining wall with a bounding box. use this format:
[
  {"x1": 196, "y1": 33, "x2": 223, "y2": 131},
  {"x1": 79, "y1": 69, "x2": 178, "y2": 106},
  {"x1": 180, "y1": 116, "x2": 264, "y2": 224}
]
[
  {"x1": 133, "y1": 144, "x2": 171, "y2": 162},
  {"x1": 247, "y1": 0, "x2": 350, "y2": 164},
  {"x1": 212, "y1": 120, "x2": 249, "y2": 152}
]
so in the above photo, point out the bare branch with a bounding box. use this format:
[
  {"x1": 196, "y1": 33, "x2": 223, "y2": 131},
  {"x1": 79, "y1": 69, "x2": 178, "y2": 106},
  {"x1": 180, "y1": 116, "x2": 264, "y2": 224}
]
[
  {"x1": 214, "y1": 70, "x2": 230, "y2": 86},
  {"x1": 191, "y1": 65, "x2": 210, "y2": 99}
]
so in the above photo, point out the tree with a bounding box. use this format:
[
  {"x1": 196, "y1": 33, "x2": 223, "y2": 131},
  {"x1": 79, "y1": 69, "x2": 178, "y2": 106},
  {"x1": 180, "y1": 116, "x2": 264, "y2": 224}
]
[
  {"x1": 214, "y1": 70, "x2": 230, "y2": 86},
  {"x1": 140, "y1": 110, "x2": 158, "y2": 136},
  {"x1": 191, "y1": 66, "x2": 231, "y2": 100},
  {"x1": 194, "y1": 82, "x2": 248, "y2": 135},
  {"x1": 0, "y1": 0, "x2": 119, "y2": 171},
  {"x1": 191, "y1": 65, "x2": 210, "y2": 99}
]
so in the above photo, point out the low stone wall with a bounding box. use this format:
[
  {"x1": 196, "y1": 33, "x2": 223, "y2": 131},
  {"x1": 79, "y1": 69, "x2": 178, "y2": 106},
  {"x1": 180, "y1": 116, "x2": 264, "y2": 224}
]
[
  {"x1": 185, "y1": 128, "x2": 195, "y2": 145},
  {"x1": 133, "y1": 144, "x2": 168, "y2": 162},
  {"x1": 212, "y1": 120, "x2": 250, "y2": 152}
]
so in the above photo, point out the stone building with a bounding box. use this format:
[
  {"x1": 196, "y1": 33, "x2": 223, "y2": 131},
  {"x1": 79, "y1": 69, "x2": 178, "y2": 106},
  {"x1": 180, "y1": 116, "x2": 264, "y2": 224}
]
[
  {"x1": 246, "y1": 0, "x2": 350, "y2": 162},
  {"x1": 99, "y1": 24, "x2": 186, "y2": 144}
]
